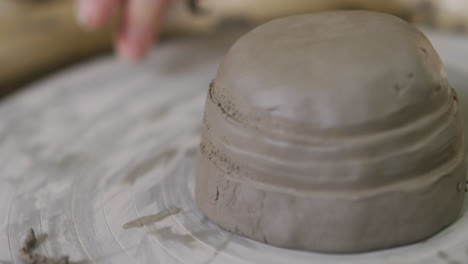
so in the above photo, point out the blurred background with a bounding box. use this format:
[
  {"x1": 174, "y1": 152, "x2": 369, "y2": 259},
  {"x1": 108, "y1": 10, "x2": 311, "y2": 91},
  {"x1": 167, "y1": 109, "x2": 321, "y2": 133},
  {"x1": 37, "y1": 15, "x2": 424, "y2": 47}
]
[{"x1": 0, "y1": 0, "x2": 467, "y2": 97}]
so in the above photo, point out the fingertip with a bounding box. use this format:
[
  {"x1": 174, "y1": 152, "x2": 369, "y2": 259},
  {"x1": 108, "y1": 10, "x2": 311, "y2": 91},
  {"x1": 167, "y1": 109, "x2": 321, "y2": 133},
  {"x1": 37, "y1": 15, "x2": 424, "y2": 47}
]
[
  {"x1": 77, "y1": 0, "x2": 117, "y2": 30},
  {"x1": 116, "y1": 34, "x2": 154, "y2": 62},
  {"x1": 77, "y1": 1, "x2": 99, "y2": 29},
  {"x1": 115, "y1": 13, "x2": 158, "y2": 62},
  {"x1": 76, "y1": 1, "x2": 89, "y2": 28},
  {"x1": 114, "y1": 0, "x2": 169, "y2": 61}
]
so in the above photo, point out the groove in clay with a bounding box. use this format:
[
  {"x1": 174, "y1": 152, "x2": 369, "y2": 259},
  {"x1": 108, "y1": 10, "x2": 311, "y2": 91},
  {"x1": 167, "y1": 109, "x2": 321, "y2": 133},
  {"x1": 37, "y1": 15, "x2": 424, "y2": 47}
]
[{"x1": 195, "y1": 11, "x2": 466, "y2": 253}]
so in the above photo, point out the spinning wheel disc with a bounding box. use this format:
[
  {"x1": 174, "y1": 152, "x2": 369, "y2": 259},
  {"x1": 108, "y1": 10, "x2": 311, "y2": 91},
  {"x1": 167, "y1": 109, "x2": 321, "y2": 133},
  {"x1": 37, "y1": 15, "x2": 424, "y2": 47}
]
[{"x1": 0, "y1": 30, "x2": 467, "y2": 264}]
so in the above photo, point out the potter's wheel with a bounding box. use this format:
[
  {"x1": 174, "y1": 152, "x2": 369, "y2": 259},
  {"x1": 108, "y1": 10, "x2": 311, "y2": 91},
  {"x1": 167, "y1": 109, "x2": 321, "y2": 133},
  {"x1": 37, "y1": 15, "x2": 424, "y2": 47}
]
[{"x1": 1, "y1": 29, "x2": 468, "y2": 264}]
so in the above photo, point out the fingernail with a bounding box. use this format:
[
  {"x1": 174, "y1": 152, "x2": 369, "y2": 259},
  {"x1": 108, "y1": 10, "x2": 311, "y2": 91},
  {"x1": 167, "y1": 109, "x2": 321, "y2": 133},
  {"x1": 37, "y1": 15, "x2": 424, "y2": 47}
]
[{"x1": 118, "y1": 30, "x2": 153, "y2": 61}]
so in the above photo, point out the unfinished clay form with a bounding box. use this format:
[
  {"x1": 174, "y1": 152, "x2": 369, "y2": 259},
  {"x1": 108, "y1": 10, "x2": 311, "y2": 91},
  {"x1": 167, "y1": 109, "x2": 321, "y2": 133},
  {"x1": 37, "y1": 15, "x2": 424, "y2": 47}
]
[{"x1": 195, "y1": 11, "x2": 466, "y2": 253}]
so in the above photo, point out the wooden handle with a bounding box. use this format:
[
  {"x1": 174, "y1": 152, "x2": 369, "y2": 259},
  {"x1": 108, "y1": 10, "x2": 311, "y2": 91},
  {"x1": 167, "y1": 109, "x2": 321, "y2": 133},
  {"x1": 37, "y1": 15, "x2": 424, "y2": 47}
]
[
  {"x1": 0, "y1": 1, "x2": 115, "y2": 92},
  {"x1": 0, "y1": 0, "x2": 219, "y2": 92}
]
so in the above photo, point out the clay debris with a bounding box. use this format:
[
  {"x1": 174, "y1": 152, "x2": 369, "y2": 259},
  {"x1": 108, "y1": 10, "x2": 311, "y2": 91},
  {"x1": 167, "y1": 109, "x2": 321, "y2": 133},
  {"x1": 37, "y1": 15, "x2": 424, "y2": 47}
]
[
  {"x1": 19, "y1": 228, "x2": 69, "y2": 264},
  {"x1": 123, "y1": 207, "x2": 181, "y2": 229}
]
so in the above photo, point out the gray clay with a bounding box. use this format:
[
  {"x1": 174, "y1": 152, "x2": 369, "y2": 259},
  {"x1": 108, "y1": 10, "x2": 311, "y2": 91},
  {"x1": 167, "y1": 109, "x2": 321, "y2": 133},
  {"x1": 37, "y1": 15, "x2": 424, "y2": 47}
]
[
  {"x1": 19, "y1": 228, "x2": 70, "y2": 264},
  {"x1": 194, "y1": 11, "x2": 466, "y2": 253},
  {"x1": 23, "y1": 228, "x2": 37, "y2": 252},
  {"x1": 123, "y1": 208, "x2": 181, "y2": 229}
]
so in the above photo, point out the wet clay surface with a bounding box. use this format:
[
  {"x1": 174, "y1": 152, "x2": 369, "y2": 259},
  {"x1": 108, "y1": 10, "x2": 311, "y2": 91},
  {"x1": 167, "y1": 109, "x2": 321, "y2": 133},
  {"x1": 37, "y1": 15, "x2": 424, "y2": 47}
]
[{"x1": 195, "y1": 11, "x2": 467, "y2": 253}]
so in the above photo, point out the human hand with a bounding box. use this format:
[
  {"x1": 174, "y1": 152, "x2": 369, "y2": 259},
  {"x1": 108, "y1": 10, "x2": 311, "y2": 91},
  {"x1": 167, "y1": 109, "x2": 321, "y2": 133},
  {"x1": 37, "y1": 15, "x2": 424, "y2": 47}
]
[{"x1": 77, "y1": 0, "x2": 171, "y2": 61}]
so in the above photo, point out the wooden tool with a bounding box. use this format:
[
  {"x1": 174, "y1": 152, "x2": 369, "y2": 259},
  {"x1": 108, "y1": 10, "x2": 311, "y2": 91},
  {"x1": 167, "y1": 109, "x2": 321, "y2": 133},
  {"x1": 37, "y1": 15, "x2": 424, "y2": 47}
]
[{"x1": 0, "y1": 1, "x2": 113, "y2": 93}]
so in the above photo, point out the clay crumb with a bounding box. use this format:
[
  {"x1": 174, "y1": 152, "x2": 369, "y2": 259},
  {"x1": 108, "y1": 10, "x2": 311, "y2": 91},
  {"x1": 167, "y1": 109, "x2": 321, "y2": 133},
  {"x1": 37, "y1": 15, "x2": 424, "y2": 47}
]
[
  {"x1": 123, "y1": 208, "x2": 181, "y2": 229},
  {"x1": 187, "y1": 0, "x2": 205, "y2": 14},
  {"x1": 437, "y1": 250, "x2": 461, "y2": 264},
  {"x1": 19, "y1": 228, "x2": 70, "y2": 264},
  {"x1": 215, "y1": 187, "x2": 220, "y2": 202},
  {"x1": 420, "y1": 47, "x2": 428, "y2": 55},
  {"x1": 452, "y1": 92, "x2": 458, "y2": 102},
  {"x1": 394, "y1": 84, "x2": 402, "y2": 94},
  {"x1": 265, "y1": 106, "x2": 280, "y2": 112},
  {"x1": 23, "y1": 228, "x2": 37, "y2": 252}
]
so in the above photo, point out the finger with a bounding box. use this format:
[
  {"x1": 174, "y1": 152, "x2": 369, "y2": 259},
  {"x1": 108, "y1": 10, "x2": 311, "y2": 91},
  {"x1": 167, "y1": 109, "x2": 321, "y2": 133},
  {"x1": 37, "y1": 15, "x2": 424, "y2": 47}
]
[
  {"x1": 116, "y1": 0, "x2": 170, "y2": 61},
  {"x1": 77, "y1": 0, "x2": 120, "y2": 29}
]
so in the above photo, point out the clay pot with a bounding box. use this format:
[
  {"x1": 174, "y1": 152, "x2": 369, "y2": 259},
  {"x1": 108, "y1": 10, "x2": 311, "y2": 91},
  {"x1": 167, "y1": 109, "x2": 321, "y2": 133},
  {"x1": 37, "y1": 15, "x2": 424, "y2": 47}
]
[{"x1": 195, "y1": 11, "x2": 466, "y2": 253}]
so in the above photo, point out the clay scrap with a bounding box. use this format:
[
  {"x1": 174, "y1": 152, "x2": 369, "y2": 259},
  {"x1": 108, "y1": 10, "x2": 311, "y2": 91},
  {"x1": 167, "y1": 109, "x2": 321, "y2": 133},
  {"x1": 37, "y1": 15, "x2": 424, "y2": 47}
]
[
  {"x1": 19, "y1": 228, "x2": 69, "y2": 264},
  {"x1": 123, "y1": 208, "x2": 181, "y2": 229}
]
